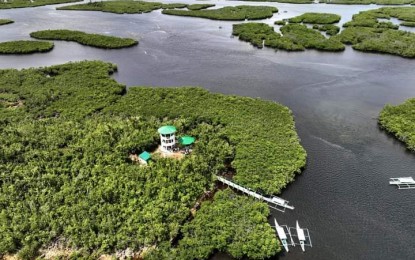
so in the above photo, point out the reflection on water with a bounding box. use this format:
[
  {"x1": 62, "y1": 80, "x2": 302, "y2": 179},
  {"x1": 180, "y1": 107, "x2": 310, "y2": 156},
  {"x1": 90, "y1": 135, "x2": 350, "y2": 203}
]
[{"x1": 1, "y1": 1, "x2": 415, "y2": 259}]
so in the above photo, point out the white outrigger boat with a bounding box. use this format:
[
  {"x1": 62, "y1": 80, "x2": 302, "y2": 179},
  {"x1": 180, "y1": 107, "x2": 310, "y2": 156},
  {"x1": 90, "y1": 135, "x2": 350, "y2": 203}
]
[
  {"x1": 296, "y1": 221, "x2": 306, "y2": 252},
  {"x1": 274, "y1": 218, "x2": 289, "y2": 252},
  {"x1": 389, "y1": 177, "x2": 415, "y2": 189}
]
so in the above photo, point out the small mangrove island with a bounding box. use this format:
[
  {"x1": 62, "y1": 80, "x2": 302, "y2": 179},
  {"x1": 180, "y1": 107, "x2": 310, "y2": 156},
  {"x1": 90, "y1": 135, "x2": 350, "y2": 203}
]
[
  {"x1": 0, "y1": 19, "x2": 13, "y2": 26},
  {"x1": 288, "y1": 12, "x2": 341, "y2": 24},
  {"x1": 335, "y1": 7, "x2": 415, "y2": 58},
  {"x1": 0, "y1": 60, "x2": 305, "y2": 259},
  {"x1": 0, "y1": 0, "x2": 80, "y2": 9},
  {"x1": 233, "y1": 22, "x2": 344, "y2": 51},
  {"x1": 0, "y1": 40, "x2": 53, "y2": 54},
  {"x1": 379, "y1": 98, "x2": 415, "y2": 151},
  {"x1": 162, "y1": 6, "x2": 278, "y2": 21},
  {"x1": 57, "y1": 1, "x2": 187, "y2": 14},
  {"x1": 30, "y1": 29, "x2": 138, "y2": 49}
]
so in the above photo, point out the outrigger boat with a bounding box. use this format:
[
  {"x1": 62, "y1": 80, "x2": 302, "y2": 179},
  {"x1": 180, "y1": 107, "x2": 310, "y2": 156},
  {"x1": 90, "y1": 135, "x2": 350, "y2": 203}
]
[
  {"x1": 274, "y1": 218, "x2": 289, "y2": 252},
  {"x1": 296, "y1": 221, "x2": 306, "y2": 252},
  {"x1": 389, "y1": 177, "x2": 415, "y2": 189}
]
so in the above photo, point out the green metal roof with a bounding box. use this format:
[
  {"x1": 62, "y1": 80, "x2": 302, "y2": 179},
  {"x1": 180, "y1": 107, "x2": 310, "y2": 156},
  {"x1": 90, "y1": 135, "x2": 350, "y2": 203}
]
[
  {"x1": 139, "y1": 151, "x2": 151, "y2": 161},
  {"x1": 158, "y1": 125, "x2": 177, "y2": 135},
  {"x1": 179, "y1": 136, "x2": 195, "y2": 146}
]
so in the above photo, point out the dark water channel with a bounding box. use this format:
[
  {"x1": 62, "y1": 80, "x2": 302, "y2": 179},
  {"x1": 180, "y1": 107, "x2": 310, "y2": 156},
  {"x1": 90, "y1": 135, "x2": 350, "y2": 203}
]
[{"x1": 1, "y1": 1, "x2": 415, "y2": 259}]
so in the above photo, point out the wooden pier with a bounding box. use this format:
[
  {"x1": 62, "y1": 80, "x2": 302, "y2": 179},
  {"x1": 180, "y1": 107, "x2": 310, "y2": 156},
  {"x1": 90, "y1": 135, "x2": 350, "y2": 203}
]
[{"x1": 215, "y1": 175, "x2": 294, "y2": 212}]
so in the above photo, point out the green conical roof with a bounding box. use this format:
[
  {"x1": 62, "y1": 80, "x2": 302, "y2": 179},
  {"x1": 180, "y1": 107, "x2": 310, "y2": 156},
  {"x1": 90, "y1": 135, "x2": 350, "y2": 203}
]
[
  {"x1": 158, "y1": 125, "x2": 176, "y2": 135},
  {"x1": 179, "y1": 136, "x2": 195, "y2": 146}
]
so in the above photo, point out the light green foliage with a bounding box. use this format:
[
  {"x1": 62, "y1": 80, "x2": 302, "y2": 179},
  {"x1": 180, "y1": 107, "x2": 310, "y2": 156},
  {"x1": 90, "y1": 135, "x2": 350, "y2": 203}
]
[
  {"x1": 400, "y1": 21, "x2": 415, "y2": 27},
  {"x1": 0, "y1": 19, "x2": 13, "y2": 25},
  {"x1": 336, "y1": 7, "x2": 415, "y2": 57},
  {"x1": 58, "y1": 1, "x2": 187, "y2": 14},
  {"x1": 106, "y1": 87, "x2": 306, "y2": 195},
  {"x1": 176, "y1": 189, "x2": 280, "y2": 259},
  {"x1": 162, "y1": 6, "x2": 278, "y2": 21},
  {"x1": 235, "y1": 0, "x2": 313, "y2": 3},
  {"x1": 187, "y1": 4, "x2": 215, "y2": 10},
  {"x1": 322, "y1": 0, "x2": 414, "y2": 4},
  {"x1": 30, "y1": 29, "x2": 138, "y2": 49},
  {"x1": 0, "y1": 40, "x2": 53, "y2": 54},
  {"x1": 379, "y1": 98, "x2": 415, "y2": 151},
  {"x1": 0, "y1": 0, "x2": 80, "y2": 9},
  {"x1": 288, "y1": 12, "x2": 341, "y2": 24}
]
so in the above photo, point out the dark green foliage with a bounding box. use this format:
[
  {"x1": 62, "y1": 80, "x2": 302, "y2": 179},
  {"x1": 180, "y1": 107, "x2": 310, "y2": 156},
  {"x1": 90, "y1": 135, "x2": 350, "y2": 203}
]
[
  {"x1": 0, "y1": 0, "x2": 80, "y2": 9},
  {"x1": 106, "y1": 87, "x2": 306, "y2": 195},
  {"x1": 233, "y1": 22, "x2": 344, "y2": 52},
  {"x1": 313, "y1": 24, "x2": 340, "y2": 36},
  {"x1": 30, "y1": 29, "x2": 138, "y2": 49},
  {"x1": 0, "y1": 60, "x2": 122, "y2": 120},
  {"x1": 352, "y1": 29, "x2": 415, "y2": 57},
  {"x1": 233, "y1": 23, "x2": 304, "y2": 50},
  {"x1": 162, "y1": 6, "x2": 278, "y2": 21},
  {"x1": 275, "y1": 20, "x2": 286, "y2": 25},
  {"x1": 322, "y1": 0, "x2": 414, "y2": 4},
  {"x1": 173, "y1": 189, "x2": 280, "y2": 259},
  {"x1": 235, "y1": 0, "x2": 313, "y2": 3},
  {"x1": 0, "y1": 40, "x2": 53, "y2": 54},
  {"x1": 379, "y1": 98, "x2": 415, "y2": 151},
  {"x1": 0, "y1": 19, "x2": 13, "y2": 25},
  {"x1": 187, "y1": 4, "x2": 215, "y2": 10},
  {"x1": 0, "y1": 61, "x2": 304, "y2": 258},
  {"x1": 281, "y1": 24, "x2": 345, "y2": 51},
  {"x1": 58, "y1": 1, "x2": 187, "y2": 14},
  {"x1": 288, "y1": 12, "x2": 341, "y2": 24},
  {"x1": 343, "y1": 9, "x2": 399, "y2": 29},
  {"x1": 336, "y1": 7, "x2": 415, "y2": 57}
]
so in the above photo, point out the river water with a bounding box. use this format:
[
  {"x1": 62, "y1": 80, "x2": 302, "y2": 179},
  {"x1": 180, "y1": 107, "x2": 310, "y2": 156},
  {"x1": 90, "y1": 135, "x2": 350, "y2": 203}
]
[{"x1": 1, "y1": 1, "x2": 415, "y2": 259}]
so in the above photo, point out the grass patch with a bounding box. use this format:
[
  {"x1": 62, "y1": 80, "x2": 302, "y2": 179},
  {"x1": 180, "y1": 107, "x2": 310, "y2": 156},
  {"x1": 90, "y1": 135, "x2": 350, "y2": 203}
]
[
  {"x1": 288, "y1": 12, "x2": 341, "y2": 24},
  {"x1": 379, "y1": 98, "x2": 415, "y2": 151},
  {"x1": 0, "y1": 0, "x2": 80, "y2": 9},
  {"x1": 0, "y1": 19, "x2": 13, "y2": 26},
  {"x1": 187, "y1": 4, "x2": 215, "y2": 10},
  {"x1": 0, "y1": 40, "x2": 53, "y2": 54},
  {"x1": 336, "y1": 7, "x2": 415, "y2": 58},
  {"x1": 30, "y1": 29, "x2": 138, "y2": 49},
  {"x1": 0, "y1": 60, "x2": 304, "y2": 258},
  {"x1": 162, "y1": 6, "x2": 278, "y2": 21},
  {"x1": 58, "y1": 1, "x2": 187, "y2": 14}
]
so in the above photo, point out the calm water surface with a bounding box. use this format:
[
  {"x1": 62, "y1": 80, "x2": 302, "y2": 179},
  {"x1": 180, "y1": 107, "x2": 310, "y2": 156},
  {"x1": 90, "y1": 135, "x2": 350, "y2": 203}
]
[{"x1": 0, "y1": 1, "x2": 415, "y2": 259}]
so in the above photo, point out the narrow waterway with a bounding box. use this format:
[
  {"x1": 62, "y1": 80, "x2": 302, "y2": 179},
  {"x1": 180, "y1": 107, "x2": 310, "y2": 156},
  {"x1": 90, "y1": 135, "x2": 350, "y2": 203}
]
[{"x1": 0, "y1": 1, "x2": 414, "y2": 259}]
